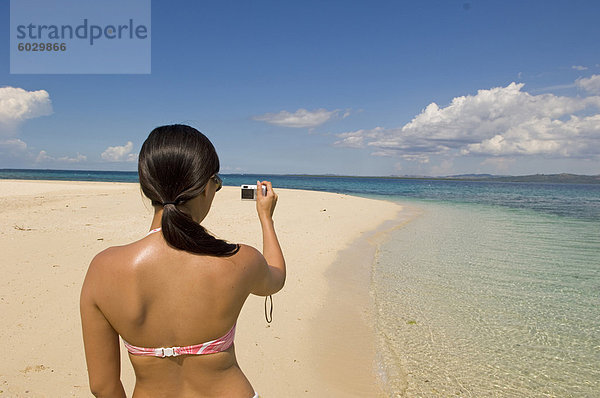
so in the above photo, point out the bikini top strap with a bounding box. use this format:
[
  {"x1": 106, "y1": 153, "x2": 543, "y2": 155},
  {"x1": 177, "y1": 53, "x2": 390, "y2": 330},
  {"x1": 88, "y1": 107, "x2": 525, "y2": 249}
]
[{"x1": 146, "y1": 227, "x2": 162, "y2": 236}]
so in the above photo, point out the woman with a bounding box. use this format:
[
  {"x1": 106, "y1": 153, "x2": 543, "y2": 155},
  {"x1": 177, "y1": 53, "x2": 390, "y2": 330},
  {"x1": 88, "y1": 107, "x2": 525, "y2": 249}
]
[{"x1": 80, "y1": 124, "x2": 286, "y2": 397}]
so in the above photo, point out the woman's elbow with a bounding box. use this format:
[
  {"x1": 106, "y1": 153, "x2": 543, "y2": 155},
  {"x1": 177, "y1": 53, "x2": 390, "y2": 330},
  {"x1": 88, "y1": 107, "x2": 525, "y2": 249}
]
[
  {"x1": 270, "y1": 269, "x2": 286, "y2": 294},
  {"x1": 89, "y1": 381, "x2": 125, "y2": 398}
]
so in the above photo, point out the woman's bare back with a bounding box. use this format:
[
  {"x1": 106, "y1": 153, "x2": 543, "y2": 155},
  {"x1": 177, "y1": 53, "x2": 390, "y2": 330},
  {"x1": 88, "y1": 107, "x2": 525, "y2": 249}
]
[{"x1": 91, "y1": 232, "x2": 259, "y2": 397}]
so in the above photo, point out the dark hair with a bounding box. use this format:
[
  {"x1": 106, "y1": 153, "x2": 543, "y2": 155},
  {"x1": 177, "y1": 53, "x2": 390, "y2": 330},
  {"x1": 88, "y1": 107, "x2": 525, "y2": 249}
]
[{"x1": 138, "y1": 124, "x2": 238, "y2": 256}]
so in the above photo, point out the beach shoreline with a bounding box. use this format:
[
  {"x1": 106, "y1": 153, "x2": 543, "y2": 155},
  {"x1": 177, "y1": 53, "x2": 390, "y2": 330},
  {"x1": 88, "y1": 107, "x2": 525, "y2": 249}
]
[
  {"x1": 313, "y1": 201, "x2": 423, "y2": 396},
  {"x1": 0, "y1": 179, "x2": 402, "y2": 397}
]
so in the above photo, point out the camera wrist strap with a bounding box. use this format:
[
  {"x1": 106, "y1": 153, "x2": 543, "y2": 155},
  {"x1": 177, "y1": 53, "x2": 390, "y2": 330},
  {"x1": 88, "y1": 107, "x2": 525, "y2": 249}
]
[{"x1": 264, "y1": 295, "x2": 273, "y2": 323}]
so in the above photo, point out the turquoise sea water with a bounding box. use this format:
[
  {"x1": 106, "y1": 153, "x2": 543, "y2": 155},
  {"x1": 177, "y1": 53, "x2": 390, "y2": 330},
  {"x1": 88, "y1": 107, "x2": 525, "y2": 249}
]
[
  {"x1": 373, "y1": 202, "x2": 599, "y2": 397},
  {"x1": 2, "y1": 169, "x2": 599, "y2": 396}
]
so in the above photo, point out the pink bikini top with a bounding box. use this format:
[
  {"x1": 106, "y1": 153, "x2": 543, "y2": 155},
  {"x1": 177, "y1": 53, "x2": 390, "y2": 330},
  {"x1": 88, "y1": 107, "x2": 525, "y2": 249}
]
[
  {"x1": 122, "y1": 227, "x2": 236, "y2": 358},
  {"x1": 123, "y1": 324, "x2": 236, "y2": 358}
]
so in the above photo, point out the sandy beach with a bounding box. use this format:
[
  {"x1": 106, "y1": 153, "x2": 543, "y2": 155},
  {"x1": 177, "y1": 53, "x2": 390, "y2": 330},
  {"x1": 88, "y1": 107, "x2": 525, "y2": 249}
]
[{"x1": 0, "y1": 179, "x2": 401, "y2": 397}]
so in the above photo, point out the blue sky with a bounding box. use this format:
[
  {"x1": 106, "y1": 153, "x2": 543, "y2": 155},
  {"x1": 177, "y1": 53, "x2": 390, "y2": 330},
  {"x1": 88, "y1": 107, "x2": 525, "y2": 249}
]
[{"x1": 1, "y1": 0, "x2": 600, "y2": 176}]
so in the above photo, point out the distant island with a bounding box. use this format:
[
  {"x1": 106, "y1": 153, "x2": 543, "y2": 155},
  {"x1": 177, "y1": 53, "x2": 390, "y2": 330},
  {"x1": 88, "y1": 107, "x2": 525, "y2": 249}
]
[
  {"x1": 442, "y1": 173, "x2": 600, "y2": 184},
  {"x1": 287, "y1": 173, "x2": 600, "y2": 184}
]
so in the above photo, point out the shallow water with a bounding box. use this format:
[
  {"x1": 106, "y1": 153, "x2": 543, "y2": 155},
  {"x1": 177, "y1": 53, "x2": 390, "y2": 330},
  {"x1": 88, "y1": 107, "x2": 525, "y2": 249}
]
[{"x1": 373, "y1": 201, "x2": 600, "y2": 397}]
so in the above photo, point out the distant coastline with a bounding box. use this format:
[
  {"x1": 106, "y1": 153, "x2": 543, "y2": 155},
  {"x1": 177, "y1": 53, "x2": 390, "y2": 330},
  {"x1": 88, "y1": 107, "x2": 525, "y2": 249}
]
[
  {"x1": 1, "y1": 168, "x2": 599, "y2": 184},
  {"x1": 279, "y1": 173, "x2": 600, "y2": 184}
]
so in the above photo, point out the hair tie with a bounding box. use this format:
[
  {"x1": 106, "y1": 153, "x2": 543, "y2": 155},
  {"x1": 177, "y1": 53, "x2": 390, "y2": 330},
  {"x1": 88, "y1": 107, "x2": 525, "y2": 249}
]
[{"x1": 162, "y1": 201, "x2": 177, "y2": 206}]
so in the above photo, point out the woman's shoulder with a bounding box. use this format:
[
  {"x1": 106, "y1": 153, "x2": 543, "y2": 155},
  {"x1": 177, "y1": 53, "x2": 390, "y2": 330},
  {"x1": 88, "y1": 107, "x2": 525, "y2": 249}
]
[
  {"x1": 91, "y1": 242, "x2": 133, "y2": 261},
  {"x1": 232, "y1": 243, "x2": 263, "y2": 261},
  {"x1": 86, "y1": 242, "x2": 139, "y2": 276},
  {"x1": 229, "y1": 244, "x2": 268, "y2": 272},
  {"x1": 88, "y1": 246, "x2": 116, "y2": 269},
  {"x1": 82, "y1": 246, "x2": 123, "y2": 302}
]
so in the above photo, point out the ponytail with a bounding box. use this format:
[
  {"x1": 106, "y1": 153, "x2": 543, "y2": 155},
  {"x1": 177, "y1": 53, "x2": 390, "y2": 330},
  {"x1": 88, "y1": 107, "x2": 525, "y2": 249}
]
[{"x1": 160, "y1": 203, "x2": 239, "y2": 256}]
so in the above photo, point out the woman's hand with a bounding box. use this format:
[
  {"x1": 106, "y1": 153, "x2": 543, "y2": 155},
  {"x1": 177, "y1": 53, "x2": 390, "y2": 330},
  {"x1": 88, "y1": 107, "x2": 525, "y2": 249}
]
[{"x1": 256, "y1": 180, "x2": 278, "y2": 221}]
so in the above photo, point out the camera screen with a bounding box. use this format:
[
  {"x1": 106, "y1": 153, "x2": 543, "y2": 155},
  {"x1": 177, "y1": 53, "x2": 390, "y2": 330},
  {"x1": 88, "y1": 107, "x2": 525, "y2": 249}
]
[{"x1": 241, "y1": 188, "x2": 254, "y2": 200}]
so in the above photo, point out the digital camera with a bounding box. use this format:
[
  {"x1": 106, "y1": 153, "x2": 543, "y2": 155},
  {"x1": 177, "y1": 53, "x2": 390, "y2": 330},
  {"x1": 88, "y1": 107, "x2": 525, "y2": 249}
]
[{"x1": 241, "y1": 184, "x2": 267, "y2": 200}]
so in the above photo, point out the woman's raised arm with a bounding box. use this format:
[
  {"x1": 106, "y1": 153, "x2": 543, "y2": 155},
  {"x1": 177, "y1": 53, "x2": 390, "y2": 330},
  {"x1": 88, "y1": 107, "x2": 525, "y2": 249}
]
[{"x1": 250, "y1": 181, "x2": 286, "y2": 296}]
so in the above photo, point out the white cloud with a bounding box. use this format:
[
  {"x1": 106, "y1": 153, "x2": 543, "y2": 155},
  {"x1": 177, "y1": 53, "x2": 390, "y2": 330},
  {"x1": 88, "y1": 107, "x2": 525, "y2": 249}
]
[
  {"x1": 101, "y1": 141, "x2": 138, "y2": 162},
  {"x1": 572, "y1": 65, "x2": 588, "y2": 71},
  {"x1": 576, "y1": 74, "x2": 600, "y2": 94},
  {"x1": 0, "y1": 137, "x2": 29, "y2": 161},
  {"x1": 222, "y1": 166, "x2": 245, "y2": 172},
  {"x1": 371, "y1": 149, "x2": 398, "y2": 157},
  {"x1": 58, "y1": 153, "x2": 87, "y2": 163},
  {"x1": 35, "y1": 150, "x2": 87, "y2": 163},
  {"x1": 334, "y1": 82, "x2": 600, "y2": 159},
  {"x1": 35, "y1": 150, "x2": 52, "y2": 163},
  {"x1": 400, "y1": 154, "x2": 430, "y2": 163},
  {"x1": 0, "y1": 138, "x2": 27, "y2": 152},
  {"x1": 334, "y1": 126, "x2": 387, "y2": 148},
  {"x1": 253, "y1": 108, "x2": 343, "y2": 128},
  {"x1": 0, "y1": 87, "x2": 52, "y2": 134}
]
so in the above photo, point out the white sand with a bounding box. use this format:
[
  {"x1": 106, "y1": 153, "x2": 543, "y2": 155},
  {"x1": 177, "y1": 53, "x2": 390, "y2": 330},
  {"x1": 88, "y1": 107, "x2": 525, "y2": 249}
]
[{"x1": 0, "y1": 180, "x2": 401, "y2": 397}]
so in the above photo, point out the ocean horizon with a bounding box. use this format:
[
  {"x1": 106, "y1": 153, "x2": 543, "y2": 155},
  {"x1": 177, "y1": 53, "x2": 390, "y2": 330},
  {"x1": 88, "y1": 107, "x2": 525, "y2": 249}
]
[
  {"x1": 3, "y1": 168, "x2": 599, "y2": 397},
  {"x1": 1, "y1": 167, "x2": 598, "y2": 181}
]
